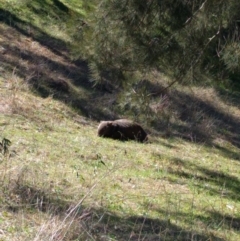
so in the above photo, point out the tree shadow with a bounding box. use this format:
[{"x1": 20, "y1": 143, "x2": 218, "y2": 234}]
[
  {"x1": 169, "y1": 157, "x2": 240, "y2": 202},
  {"x1": 208, "y1": 210, "x2": 240, "y2": 231},
  {"x1": 1, "y1": 3, "x2": 240, "y2": 143},
  {"x1": 171, "y1": 90, "x2": 240, "y2": 149},
  {"x1": 0, "y1": 7, "x2": 115, "y2": 120},
  {"x1": 150, "y1": 88, "x2": 240, "y2": 152},
  {"x1": 212, "y1": 144, "x2": 240, "y2": 161},
  {"x1": 0, "y1": 6, "x2": 68, "y2": 57},
  {"x1": 6, "y1": 182, "x2": 225, "y2": 241},
  {"x1": 214, "y1": 69, "x2": 240, "y2": 108},
  {"x1": 147, "y1": 207, "x2": 239, "y2": 239},
  {"x1": 136, "y1": 79, "x2": 240, "y2": 153}
]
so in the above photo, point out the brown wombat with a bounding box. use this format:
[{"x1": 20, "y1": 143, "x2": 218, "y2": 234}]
[{"x1": 97, "y1": 119, "x2": 148, "y2": 142}]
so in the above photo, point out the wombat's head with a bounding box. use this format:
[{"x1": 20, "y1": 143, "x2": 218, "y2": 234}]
[{"x1": 97, "y1": 121, "x2": 114, "y2": 137}]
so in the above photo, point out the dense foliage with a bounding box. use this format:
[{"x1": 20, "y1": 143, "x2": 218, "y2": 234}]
[{"x1": 84, "y1": 0, "x2": 240, "y2": 86}]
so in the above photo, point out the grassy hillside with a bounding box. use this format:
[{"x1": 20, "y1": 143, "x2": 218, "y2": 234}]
[{"x1": 0, "y1": 1, "x2": 240, "y2": 241}]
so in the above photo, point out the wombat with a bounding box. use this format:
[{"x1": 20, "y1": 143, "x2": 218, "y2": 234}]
[{"x1": 97, "y1": 119, "x2": 148, "y2": 142}]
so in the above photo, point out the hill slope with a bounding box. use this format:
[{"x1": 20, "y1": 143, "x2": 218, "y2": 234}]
[{"x1": 0, "y1": 1, "x2": 240, "y2": 241}]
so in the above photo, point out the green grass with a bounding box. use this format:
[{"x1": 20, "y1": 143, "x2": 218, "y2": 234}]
[
  {"x1": 1, "y1": 83, "x2": 239, "y2": 240},
  {"x1": 0, "y1": 1, "x2": 240, "y2": 240},
  {"x1": 0, "y1": 0, "x2": 92, "y2": 48}
]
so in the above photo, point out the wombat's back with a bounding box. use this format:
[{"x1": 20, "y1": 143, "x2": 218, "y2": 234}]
[
  {"x1": 113, "y1": 119, "x2": 148, "y2": 142},
  {"x1": 113, "y1": 119, "x2": 134, "y2": 127}
]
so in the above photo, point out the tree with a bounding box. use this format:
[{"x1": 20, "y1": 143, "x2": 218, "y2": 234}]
[{"x1": 85, "y1": 0, "x2": 240, "y2": 87}]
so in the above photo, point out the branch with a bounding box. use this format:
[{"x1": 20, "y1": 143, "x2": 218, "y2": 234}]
[{"x1": 185, "y1": 0, "x2": 208, "y2": 25}]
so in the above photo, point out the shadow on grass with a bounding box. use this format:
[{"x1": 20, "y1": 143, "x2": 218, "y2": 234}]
[
  {"x1": 170, "y1": 91, "x2": 240, "y2": 150},
  {"x1": 150, "y1": 87, "x2": 240, "y2": 154},
  {"x1": 7, "y1": 182, "x2": 226, "y2": 241},
  {"x1": 208, "y1": 210, "x2": 240, "y2": 231},
  {"x1": 127, "y1": 79, "x2": 240, "y2": 154},
  {"x1": 216, "y1": 82, "x2": 240, "y2": 109},
  {"x1": 0, "y1": 6, "x2": 68, "y2": 57},
  {"x1": 0, "y1": 7, "x2": 115, "y2": 120},
  {"x1": 169, "y1": 157, "x2": 240, "y2": 202},
  {"x1": 1, "y1": 4, "x2": 240, "y2": 148},
  {"x1": 148, "y1": 206, "x2": 239, "y2": 237}
]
